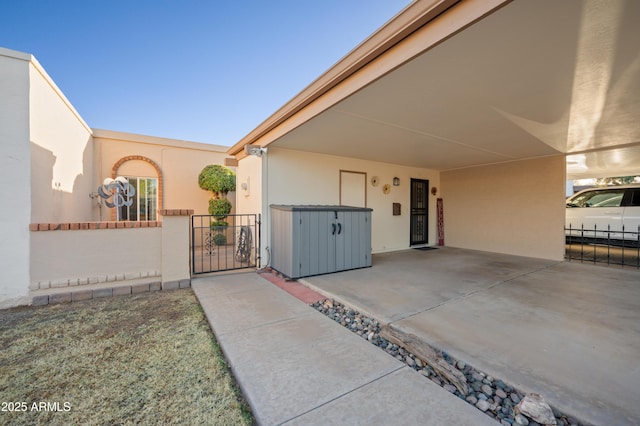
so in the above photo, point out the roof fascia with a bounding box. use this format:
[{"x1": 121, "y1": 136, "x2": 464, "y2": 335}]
[{"x1": 228, "y1": 0, "x2": 510, "y2": 158}]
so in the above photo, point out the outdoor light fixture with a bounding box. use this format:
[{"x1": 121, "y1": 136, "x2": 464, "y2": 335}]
[
  {"x1": 245, "y1": 144, "x2": 267, "y2": 157},
  {"x1": 393, "y1": 177, "x2": 400, "y2": 186}
]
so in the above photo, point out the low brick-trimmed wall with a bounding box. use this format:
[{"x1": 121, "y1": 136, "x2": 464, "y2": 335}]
[
  {"x1": 24, "y1": 211, "x2": 194, "y2": 309},
  {"x1": 29, "y1": 221, "x2": 162, "y2": 231},
  {"x1": 30, "y1": 222, "x2": 162, "y2": 292},
  {"x1": 31, "y1": 279, "x2": 191, "y2": 307}
]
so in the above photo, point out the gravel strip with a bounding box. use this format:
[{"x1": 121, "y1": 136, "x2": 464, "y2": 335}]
[{"x1": 311, "y1": 298, "x2": 584, "y2": 426}]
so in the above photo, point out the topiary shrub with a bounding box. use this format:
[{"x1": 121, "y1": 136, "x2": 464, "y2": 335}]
[
  {"x1": 208, "y1": 198, "x2": 232, "y2": 218},
  {"x1": 198, "y1": 165, "x2": 236, "y2": 199},
  {"x1": 199, "y1": 165, "x2": 235, "y2": 221}
]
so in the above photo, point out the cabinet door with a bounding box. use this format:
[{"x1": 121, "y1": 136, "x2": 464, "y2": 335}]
[
  {"x1": 316, "y1": 211, "x2": 334, "y2": 275},
  {"x1": 296, "y1": 209, "x2": 371, "y2": 277},
  {"x1": 353, "y1": 211, "x2": 371, "y2": 268},
  {"x1": 338, "y1": 211, "x2": 372, "y2": 270},
  {"x1": 335, "y1": 211, "x2": 346, "y2": 271},
  {"x1": 333, "y1": 210, "x2": 372, "y2": 272},
  {"x1": 297, "y1": 211, "x2": 336, "y2": 277},
  {"x1": 325, "y1": 211, "x2": 337, "y2": 273}
]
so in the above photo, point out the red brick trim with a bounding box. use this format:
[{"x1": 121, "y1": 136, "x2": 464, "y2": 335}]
[
  {"x1": 110, "y1": 155, "x2": 164, "y2": 221},
  {"x1": 29, "y1": 221, "x2": 162, "y2": 231},
  {"x1": 159, "y1": 209, "x2": 193, "y2": 216}
]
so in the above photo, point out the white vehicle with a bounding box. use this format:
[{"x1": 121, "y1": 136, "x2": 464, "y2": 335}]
[{"x1": 566, "y1": 185, "x2": 640, "y2": 244}]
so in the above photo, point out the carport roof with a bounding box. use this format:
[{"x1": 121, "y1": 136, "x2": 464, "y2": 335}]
[{"x1": 228, "y1": 0, "x2": 640, "y2": 178}]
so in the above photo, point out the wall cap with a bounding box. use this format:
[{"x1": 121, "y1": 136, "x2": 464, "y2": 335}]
[
  {"x1": 159, "y1": 209, "x2": 193, "y2": 216},
  {"x1": 30, "y1": 221, "x2": 162, "y2": 231}
]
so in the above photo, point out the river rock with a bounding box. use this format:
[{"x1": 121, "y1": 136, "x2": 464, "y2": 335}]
[
  {"x1": 405, "y1": 356, "x2": 415, "y2": 367},
  {"x1": 496, "y1": 388, "x2": 508, "y2": 399},
  {"x1": 443, "y1": 384, "x2": 457, "y2": 393},
  {"x1": 472, "y1": 372, "x2": 485, "y2": 381},
  {"x1": 515, "y1": 394, "x2": 557, "y2": 425},
  {"x1": 482, "y1": 384, "x2": 493, "y2": 396},
  {"x1": 476, "y1": 399, "x2": 491, "y2": 412}
]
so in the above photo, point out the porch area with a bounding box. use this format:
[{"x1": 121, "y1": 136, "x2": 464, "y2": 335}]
[{"x1": 298, "y1": 247, "x2": 640, "y2": 425}]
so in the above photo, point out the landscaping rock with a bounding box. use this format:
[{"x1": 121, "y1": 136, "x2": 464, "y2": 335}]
[
  {"x1": 496, "y1": 388, "x2": 508, "y2": 399},
  {"x1": 476, "y1": 399, "x2": 491, "y2": 412},
  {"x1": 515, "y1": 394, "x2": 556, "y2": 425},
  {"x1": 310, "y1": 299, "x2": 580, "y2": 426},
  {"x1": 482, "y1": 384, "x2": 493, "y2": 396},
  {"x1": 443, "y1": 384, "x2": 457, "y2": 393}
]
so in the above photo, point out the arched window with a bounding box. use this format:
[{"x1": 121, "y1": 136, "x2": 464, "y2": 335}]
[{"x1": 111, "y1": 156, "x2": 163, "y2": 221}]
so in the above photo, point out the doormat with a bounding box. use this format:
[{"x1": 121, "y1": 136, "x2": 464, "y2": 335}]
[{"x1": 413, "y1": 246, "x2": 438, "y2": 251}]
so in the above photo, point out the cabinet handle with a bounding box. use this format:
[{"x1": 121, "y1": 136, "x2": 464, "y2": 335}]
[
  {"x1": 337, "y1": 223, "x2": 342, "y2": 235},
  {"x1": 331, "y1": 223, "x2": 336, "y2": 235}
]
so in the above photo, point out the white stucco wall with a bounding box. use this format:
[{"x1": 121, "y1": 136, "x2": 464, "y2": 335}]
[
  {"x1": 160, "y1": 215, "x2": 190, "y2": 284},
  {"x1": 237, "y1": 147, "x2": 440, "y2": 265},
  {"x1": 235, "y1": 153, "x2": 264, "y2": 216},
  {"x1": 30, "y1": 227, "x2": 162, "y2": 289},
  {"x1": 441, "y1": 155, "x2": 566, "y2": 260},
  {"x1": 29, "y1": 57, "x2": 94, "y2": 223},
  {"x1": 0, "y1": 49, "x2": 32, "y2": 308}
]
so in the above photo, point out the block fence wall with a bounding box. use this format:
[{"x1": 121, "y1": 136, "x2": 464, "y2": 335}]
[{"x1": 28, "y1": 210, "x2": 192, "y2": 305}]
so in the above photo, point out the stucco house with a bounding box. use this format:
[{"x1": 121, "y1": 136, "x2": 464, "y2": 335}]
[
  {"x1": 228, "y1": 0, "x2": 640, "y2": 267},
  {"x1": 2, "y1": 0, "x2": 640, "y2": 308},
  {"x1": 0, "y1": 47, "x2": 234, "y2": 308}
]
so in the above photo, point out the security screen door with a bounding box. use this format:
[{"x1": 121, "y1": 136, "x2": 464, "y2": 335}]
[{"x1": 410, "y1": 179, "x2": 429, "y2": 245}]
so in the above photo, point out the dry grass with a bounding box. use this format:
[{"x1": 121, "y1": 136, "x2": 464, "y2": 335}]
[{"x1": 0, "y1": 290, "x2": 254, "y2": 425}]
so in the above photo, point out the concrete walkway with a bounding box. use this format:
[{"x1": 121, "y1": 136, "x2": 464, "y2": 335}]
[
  {"x1": 192, "y1": 272, "x2": 497, "y2": 425},
  {"x1": 301, "y1": 248, "x2": 640, "y2": 426}
]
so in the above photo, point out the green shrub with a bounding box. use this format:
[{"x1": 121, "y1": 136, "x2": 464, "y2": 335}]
[
  {"x1": 212, "y1": 233, "x2": 227, "y2": 246},
  {"x1": 208, "y1": 198, "x2": 232, "y2": 217},
  {"x1": 198, "y1": 165, "x2": 236, "y2": 199}
]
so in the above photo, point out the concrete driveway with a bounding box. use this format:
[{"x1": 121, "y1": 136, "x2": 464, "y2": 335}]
[{"x1": 300, "y1": 247, "x2": 640, "y2": 426}]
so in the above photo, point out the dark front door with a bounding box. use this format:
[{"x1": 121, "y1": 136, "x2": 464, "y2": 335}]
[{"x1": 410, "y1": 179, "x2": 429, "y2": 245}]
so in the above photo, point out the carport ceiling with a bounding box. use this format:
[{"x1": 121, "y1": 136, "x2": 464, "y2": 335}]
[{"x1": 271, "y1": 0, "x2": 640, "y2": 175}]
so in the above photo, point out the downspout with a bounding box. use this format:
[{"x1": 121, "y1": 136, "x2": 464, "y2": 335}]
[{"x1": 262, "y1": 148, "x2": 270, "y2": 268}]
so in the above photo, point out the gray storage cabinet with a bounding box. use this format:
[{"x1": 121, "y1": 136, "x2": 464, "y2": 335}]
[{"x1": 270, "y1": 205, "x2": 373, "y2": 279}]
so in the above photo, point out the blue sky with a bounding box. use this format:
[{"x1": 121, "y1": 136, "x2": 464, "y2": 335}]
[{"x1": 1, "y1": 1, "x2": 411, "y2": 146}]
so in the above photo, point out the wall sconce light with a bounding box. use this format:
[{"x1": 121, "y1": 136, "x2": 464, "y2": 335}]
[
  {"x1": 241, "y1": 177, "x2": 250, "y2": 196},
  {"x1": 431, "y1": 187, "x2": 438, "y2": 196},
  {"x1": 393, "y1": 177, "x2": 400, "y2": 186}
]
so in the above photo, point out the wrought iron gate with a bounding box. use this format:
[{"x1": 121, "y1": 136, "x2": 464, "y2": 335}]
[{"x1": 191, "y1": 214, "x2": 260, "y2": 274}]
